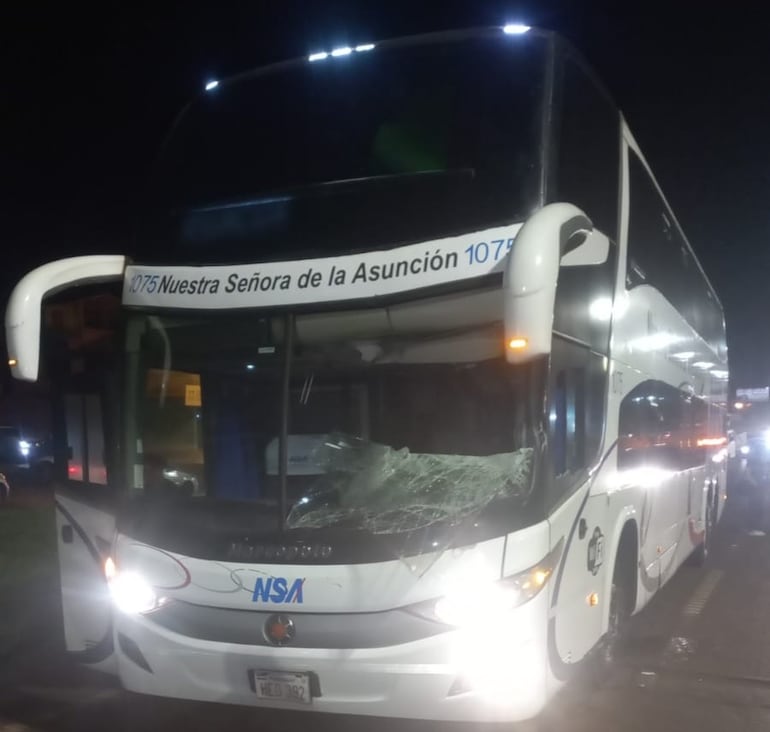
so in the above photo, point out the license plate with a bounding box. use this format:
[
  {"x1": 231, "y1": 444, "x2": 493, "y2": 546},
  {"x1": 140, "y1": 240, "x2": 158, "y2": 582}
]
[{"x1": 252, "y1": 671, "x2": 312, "y2": 705}]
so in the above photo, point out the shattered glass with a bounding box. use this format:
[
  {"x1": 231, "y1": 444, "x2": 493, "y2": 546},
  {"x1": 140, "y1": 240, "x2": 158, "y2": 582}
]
[{"x1": 285, "y1": 432, "x2": 534, "y2": 535}]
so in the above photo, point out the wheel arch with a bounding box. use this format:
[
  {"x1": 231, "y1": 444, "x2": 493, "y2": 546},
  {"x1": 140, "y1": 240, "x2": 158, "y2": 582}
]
[{"x1": 601, "y1": 507, "x2": 639, "y2": 634}]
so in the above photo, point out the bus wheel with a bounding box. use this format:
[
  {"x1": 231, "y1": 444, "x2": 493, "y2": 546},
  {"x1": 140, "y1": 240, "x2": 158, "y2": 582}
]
[
  {"x1": 590, "y1": 553, "x2": 632, "y2": 685},
  {"x1": 690, "y1": 496, "x2": 713, "y2": 567}
]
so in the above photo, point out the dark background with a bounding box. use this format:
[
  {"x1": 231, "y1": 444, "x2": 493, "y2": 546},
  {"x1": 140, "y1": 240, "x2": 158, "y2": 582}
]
[{"x1": 1, "y1": 1, "x2": 766, "y2": 388}]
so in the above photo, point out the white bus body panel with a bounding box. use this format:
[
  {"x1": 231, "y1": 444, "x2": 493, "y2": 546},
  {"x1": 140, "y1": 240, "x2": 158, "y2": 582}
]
[
  {"x1": 111, "y1": 525, "x2": 552, "y2": 722},
  {"x1": 546, "y1": 484, "x2": 605, "y2": 669},
  {"x1": 55, "y1": 492, "x2": 117, "y2": 674}
]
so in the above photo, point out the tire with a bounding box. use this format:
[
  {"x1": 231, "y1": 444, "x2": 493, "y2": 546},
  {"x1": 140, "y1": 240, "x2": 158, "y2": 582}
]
[
  {"x1": 590, "y1": 559, "x2": 632, "y2": 685},
  {"x1": 690, "y1": 497, "x2": 713, "y2": 567}
]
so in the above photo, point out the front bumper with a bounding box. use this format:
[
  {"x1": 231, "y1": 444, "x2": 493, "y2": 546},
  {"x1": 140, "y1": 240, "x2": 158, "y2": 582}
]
[{"x1": 114, "y1": 599, "x2": 548, "y2": 723}]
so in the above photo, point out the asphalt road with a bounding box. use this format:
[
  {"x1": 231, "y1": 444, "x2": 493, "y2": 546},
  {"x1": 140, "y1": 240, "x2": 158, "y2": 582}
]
[{"x1": 3, "y1": 480, "x2": 770, "y2": 732}]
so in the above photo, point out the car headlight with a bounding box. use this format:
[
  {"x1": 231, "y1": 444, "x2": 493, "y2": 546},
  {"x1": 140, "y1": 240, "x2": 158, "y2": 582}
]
[
  {"x1": 18, "y1": 439, "x2": 30, "y2": 457},
  {"x1": 406, "y1": 540, "x2": 563, "y2": 627},
  {"x1": 740, "y1": 445, "x2": 751, "y2": 456},
  {"x1": 105, "y1": 557, "x2": 166, "y2": 614}
]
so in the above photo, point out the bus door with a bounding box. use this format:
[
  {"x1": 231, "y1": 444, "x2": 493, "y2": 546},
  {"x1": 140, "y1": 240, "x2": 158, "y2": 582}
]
[
  {"x1": 546, "y1": 338, "x2": 608, "y2": 666},
  {"x1": 54, "y1": 389, "x2": 117, "y2": 673}
]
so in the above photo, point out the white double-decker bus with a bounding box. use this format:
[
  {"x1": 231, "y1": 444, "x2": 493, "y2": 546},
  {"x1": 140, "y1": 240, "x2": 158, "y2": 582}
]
[{"x1": 5, "y1": 26, "x2": 728, "y2": 723}]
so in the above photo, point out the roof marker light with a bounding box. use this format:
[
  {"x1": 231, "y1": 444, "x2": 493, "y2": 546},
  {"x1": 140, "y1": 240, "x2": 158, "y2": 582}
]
[
  {"x1": 355, "y1": 43, "x2": 375, "y2": 52},
  {"x1": 503, "y1": 24, "x2": 531, "y2": 35},
  {"x1": 331, "y1": 47, "x2": 353, "y2": 57},
  {"x1": 308, "y1": 51, "x2": 329, "y2": 62},
  {"x1": 205, "y1": 80, "x2": 219, "y2": 91}
]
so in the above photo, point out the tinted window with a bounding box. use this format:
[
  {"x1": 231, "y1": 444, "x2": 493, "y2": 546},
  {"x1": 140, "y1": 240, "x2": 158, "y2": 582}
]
[
  {"x1": 553, "y1": 241, "x2": 617, "y2": 353},
  {"x1": 547, "y1": 338, "x2": 607, "y2": 507},
  {"x1": 141, "y1": 35, "x2": 547, "y2": 263},
  {"x1": 552, "y1": 55, "x2": 620, "y2": 240},
  {"x1": 627, "y1": 153, "x2": 724, "y2": 354},
  {"x1": 618, "y1": 380, "x2": 714, "y2": 470}
]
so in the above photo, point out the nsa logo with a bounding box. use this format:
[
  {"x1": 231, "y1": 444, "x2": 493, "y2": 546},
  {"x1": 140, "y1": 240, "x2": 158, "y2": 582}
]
[{"x1": 252, "y1": 577, "x2": 304, "y2": 604}]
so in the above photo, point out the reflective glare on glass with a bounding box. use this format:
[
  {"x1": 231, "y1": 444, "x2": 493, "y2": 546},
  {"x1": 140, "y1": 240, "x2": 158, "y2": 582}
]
[
  {"x1": 588, "y1": 297, "x2": 613, "y2": 322},
  {"x1": 630, "y1": 333, "x2": 682, "y2": 352}
]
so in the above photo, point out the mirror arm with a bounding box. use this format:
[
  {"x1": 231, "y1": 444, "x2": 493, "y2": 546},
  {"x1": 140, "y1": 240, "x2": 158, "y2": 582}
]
[
  {"x1": 503, "y1": 203, "x2": 593, "y2": 364},
  {"x1": 559, "y1": 214, "x2": 593, "y2": 255},
  {"x1": 5, "y1": 255, "x2": 126, "y2": 382}
]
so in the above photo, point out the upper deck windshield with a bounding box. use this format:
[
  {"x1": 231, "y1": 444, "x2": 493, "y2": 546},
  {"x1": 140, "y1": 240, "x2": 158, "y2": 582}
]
[
  {"x1": 121, "y1": 288, "x2": 543, "y2": 563},
  {"x1": 137, "y1": 32, "x2": 547, "y2": 263}
]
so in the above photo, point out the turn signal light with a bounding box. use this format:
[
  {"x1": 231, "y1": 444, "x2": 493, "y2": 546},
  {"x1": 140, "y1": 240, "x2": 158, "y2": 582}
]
[
  {"x1": 531, "y1": 569, "x2": 550, "y2": 588},
  {"x1": 507, "y1": 337, "x2": 528, "y2": 351},
  {"x1": 7, "y1": 358, "x2": 17, "y2": 367},
  {"x1": 588, "y1": 592, "x2": 599, "y2": 607},
  {"x1": 104, "y1": 556, "x2": 116, "y2": 581}
]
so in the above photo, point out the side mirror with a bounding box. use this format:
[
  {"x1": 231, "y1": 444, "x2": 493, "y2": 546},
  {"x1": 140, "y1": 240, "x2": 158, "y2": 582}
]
[
  {"x1": 560, "y1": 229, "x2": 610, "y2": 267},
  {"x1": 5, "y1": 255, "x2": 125, "y2": 382},
  {"x1": 503, "y1": 203, "x2": 596, "y2": 364}
]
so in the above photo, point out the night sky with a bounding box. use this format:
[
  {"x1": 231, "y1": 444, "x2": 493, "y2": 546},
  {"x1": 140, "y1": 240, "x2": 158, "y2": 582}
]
[{"x1": 1, "y1": 2, "x2": 768, "y2": 389}]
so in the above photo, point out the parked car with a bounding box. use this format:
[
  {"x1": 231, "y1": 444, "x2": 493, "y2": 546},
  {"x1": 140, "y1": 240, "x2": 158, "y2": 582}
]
[
  {"x1": 0, "y1": 428, "x2": 57, "y2": 485},
  {"x1": 0, "y1": 426, "x2": 29, "y2": 474}
]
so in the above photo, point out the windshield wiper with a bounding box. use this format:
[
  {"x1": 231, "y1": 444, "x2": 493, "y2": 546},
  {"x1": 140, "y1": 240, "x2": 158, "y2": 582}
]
[{"x1": 278, "y1": 313, "x2": 294, "y2": 530}]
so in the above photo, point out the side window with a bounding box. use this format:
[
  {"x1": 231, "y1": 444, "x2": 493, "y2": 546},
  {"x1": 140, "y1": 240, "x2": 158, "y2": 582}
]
[
  {"x1": 626, "y1": 156, "x2": 669, "y2": 289},
  {"x1": 553, "y1": 241, "x2": 617, "y2": 354},
  {"x1": 619, "y1": 381, "x2": 671, "y2": 470},
  {"x1": 683, "y1": 394, "x2": 710, "y2": 469},
  {"x1": 64, "y1": 393, "x2": 108, "y2": 486},
  {"x1": 553, "y1": 55, "x2": 620, "y2": 240},
  {"x1": 618, "y1": 380, "x2": 705, "y2": 471},
  {"x1": 627, "y1": 153, "x2": 724, "y2": 355},
  {"x1": 548, "y1": 338, "x2": 607, "y2": 508}
]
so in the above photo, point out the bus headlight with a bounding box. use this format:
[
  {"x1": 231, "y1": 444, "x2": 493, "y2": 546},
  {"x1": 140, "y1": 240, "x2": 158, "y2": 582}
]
[
  {"x1": 407, "y1": 540, "x2": 563, "y2": 627},
  {"x1": 105, "y1": 558, "x2": 165, "y2": 614}
]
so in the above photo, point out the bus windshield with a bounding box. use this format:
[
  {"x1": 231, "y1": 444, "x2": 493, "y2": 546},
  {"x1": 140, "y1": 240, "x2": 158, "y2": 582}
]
[
  {"x1": 122, "y1": 288, "x2": 542, "y2": 563},
  {"x1": 138, "y1": 33, "x2": 547, "y2": 263}
]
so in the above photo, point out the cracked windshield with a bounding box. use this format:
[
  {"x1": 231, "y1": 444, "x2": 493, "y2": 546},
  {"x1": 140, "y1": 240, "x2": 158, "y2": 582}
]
[{"x1": 127, "y1": 288, "x2": 535, "y2": 558}]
